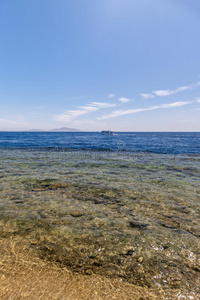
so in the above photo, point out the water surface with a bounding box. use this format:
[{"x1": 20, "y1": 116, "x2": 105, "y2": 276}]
[
  {"x1": 0, "y1": 147, "x2": 200, "y2": 298},
  {"x1": 0, "y1": 131, "x2": 200, "y2": 154}
]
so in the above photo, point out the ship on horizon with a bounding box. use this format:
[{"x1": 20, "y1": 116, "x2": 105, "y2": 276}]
[{"x1": 101, "y1": 130, "x2": 114, "y2": 135}]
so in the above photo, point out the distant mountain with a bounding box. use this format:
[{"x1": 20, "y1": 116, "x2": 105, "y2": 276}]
[
  {"x1": 50, "y1": 127, "x2": 81, "y2": 132},
  {"x1": 30, "y1": 129, "x2": 45, "y2": 132},
  {"x1": 29, "y1": 127, "x2": 81, "y2": 132}
]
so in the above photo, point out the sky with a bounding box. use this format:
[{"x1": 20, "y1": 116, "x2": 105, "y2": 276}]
[{"x1": 0, "y1": 0, "x2": 200, "y2": 131}]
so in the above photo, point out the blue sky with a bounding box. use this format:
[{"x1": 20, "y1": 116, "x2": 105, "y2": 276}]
[{"x1": 0, "y1": 0, "x2": 200, "y2": 131}]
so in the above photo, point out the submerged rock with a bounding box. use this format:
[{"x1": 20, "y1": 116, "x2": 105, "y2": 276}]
[
  {"x1": 70, "y1": 211, "x2": 84, "y2": 218},
  {"x1": 129, "y1": 220, "x2": 148, "y2": 229}
]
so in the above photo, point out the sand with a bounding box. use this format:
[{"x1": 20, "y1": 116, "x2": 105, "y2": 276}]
[{"x1": 0, "y1": 237, "x2": 163, "y2": 300}]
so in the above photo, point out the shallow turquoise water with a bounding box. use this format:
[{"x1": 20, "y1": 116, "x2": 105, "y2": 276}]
[{"x1": 0, "y1": 149, "x2": 200, "y2": 298}]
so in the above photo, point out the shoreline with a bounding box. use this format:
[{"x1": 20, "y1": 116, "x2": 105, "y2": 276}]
[{"x1": 0, "y1": 237, "x2": 160, "y2": 300}]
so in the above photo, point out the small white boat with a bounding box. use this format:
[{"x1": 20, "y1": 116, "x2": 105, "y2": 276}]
[{"x1": 101, "y1": 130, "x2": 114, "y2": 135}]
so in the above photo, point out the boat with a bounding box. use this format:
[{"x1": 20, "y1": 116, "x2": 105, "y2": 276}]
[{"x1": 101, "y1": 130, "x2": 114, "y2": 135}]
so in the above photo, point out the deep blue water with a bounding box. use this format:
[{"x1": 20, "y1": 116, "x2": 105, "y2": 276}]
[{"x1": 0, "y1": 131, "x2": 200, "y2": 154}]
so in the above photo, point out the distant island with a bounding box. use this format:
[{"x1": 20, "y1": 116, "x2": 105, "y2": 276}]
[
  {"x1": 50, "y1": 127, "x2": 81, "y2": 132},
  {"x1": 29, "y1": 129, "x2": 45, "y2": 132},
  {"x1": 30, "y1": 127, "x2": 81, "y2": 132}
]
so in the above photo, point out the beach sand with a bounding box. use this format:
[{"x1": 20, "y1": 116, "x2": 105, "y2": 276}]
[{"x1": 0, "y1": 237, "x2": 160, "y2": 300}]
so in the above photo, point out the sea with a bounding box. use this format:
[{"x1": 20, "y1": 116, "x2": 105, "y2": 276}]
[
  {"x1": 0, "y1": 132, "x2": 200, "y2": 299},
  {"x1": 0, "y1": 131, "x2": 200, "y2": 153}
]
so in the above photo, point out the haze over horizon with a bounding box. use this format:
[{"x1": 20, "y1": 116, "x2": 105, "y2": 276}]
[{"x1": 0, "y1": 0, "x2": 200, "y2": 131}]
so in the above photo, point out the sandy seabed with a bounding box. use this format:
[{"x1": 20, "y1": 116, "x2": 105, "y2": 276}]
[{"x1": 0, "y1": 237, "x2": 160, "y2": 300}]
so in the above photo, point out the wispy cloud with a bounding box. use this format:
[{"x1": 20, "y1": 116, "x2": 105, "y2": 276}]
[
  {"x1": 118, "y1": 97, "x2": 130, "y2": 103},
  {"x1": 196, "y1": 98, "x2": 200, "y2": 103},
  {"x1": 90, "y1": 102, "x2": 116, "y2": 108},
  {"x1": 54, "y1": 102, "x2": 116, "y2": 122},
  {"x1": 108, "y1": 94, "x2": 115, "y2": 98},
  {"x1": 141, "y1": 81, "x2": 200, "y2": 99},
  {"x1": 140, "y1": 93, "x2": 154, "y2": 99},
  {"x1": 153, "y1": 85, "x2": 193, "y2": 97},
  {"x1": 98, "y1": 101, "x2": 190, "y2": 120}
]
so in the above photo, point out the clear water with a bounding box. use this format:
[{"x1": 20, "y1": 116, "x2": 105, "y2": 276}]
[{"x1": 0, "y1": 132, "x2": 200, "y2": 298}]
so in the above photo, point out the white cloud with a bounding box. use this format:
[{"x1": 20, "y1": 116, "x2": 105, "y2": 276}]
[
  {"x1": 108, "y1": 94, "x2": 115, "y2": 98},
  {"x1": 153, "y1": 85, "x2": 193, "y2": 97},
  {"x1": 177, "y1": 86, "x2": 192, "y2": 92},
  {"x1": 90, "y1": 102, "x2": 116, "y2": 108},
  {"x1": 98, "y1": 101, "x2": 190, "y2": 120},
  {"x1": 54, "y1": 102, "x2": 116, "y2": 122},
  {"x1": 55, "y1": 110, "x2": 88, "y2": 122},
  {"x1": 196, "y1": 98, "x2": 200, "y2": 103},
  {"x1": 140, "y1": 93, "x2": 154, "y2": 99},
  {"x1": 160, "y1": 101, "x2": 190, "y2": 108},
  {"x1": 153, "y1": 89, "x2": 172, "y2": 96},
  {"x1": 118, "y1": 97, "x2": 130, "y2": 103},
  {"x1": 79, "y1": 105, "x2": 99, "y2": 112},
  {"x1": 141, "y1": 81, "x2": 200, "y2": 100}
]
